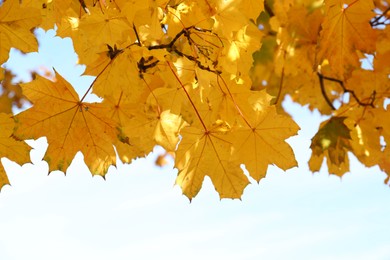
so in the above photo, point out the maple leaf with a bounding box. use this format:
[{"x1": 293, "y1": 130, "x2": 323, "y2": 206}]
[
  {"x1": 14, "y1": 72, "x2": 119, "y2": 176},
  {"x1": 309, "y1": 117, "x2": 352, "y2": 176},
  {"x1": 343, "y1": 106, "x2": 390, "y2": 180},
  {"x1": 164, "y1": 1, "x2": 214, "y2": 37},
  {"x1": 345, "y1": 69, "x2": 390, "y2": 106},
  {"x1": 79, "y1": 6, "x2": 131, "y2": 48},
  {"x1": 375, "y1": 27, "x2": 390, "y2": 76},
  {"x1": 232, "y1": 91, "x2": 299, "y2": 181},
  {"x1": 0, "y1": 0, "x2": 41, "y2": 64},
  {"x1": 316, "y1": 0, "x2": 377, "y2": 78},
  {"x1": 221, "y1": 23, "x2": 263, "y2": 77},
  {"x1": 0, "y1": 113, "x2": 31, "y2": 190},
  {"x1": 22, "y1": 0, "x2": 72, "y2": 30},
  {"x1": 91, "y1": 47, "x2": 147, "y2": 99},
  {"x1": 175, "y1": 120, "x2": 250, "y2": 200}
]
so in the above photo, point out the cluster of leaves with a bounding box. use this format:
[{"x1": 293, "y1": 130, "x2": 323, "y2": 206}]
[{"x1": 0, "y1": 0, "x2": 389, "y2": 199}]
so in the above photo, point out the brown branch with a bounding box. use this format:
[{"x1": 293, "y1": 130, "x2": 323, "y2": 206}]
[
  {"x1": 173, "y1": 49, "x2": 221, "y2": 74},
  {"x1": 370, "y1": 6, "x2": 390, "y2": 27},
  {"x1": 132, "y1": 23, "x2": 142, "y2": 46},
  {"x1": 148, "y1": 27, "x2": 188, "y2": 51},
  {"x1": 317, "y1": 72, "x2": 336, "y2": 110},
  {"x1": 273, "y1": 50, "x2": 287, "y2": 105},
  {"x1": 273, "y1": 67, "x2": 284, "y2": 105},
  {"x1": 264, "y1": 1, "x2": 274, "y2": 17},
  {"x1": 78, "y1": 0, "x2": 90, "y2": 14},
  {"x1": 318, "y1": 73, "x2": 376, "y2": 109}
]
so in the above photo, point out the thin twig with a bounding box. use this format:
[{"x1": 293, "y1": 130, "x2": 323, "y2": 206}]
[
  {"x1": 78, "y1": 0, "x2": 90, "y2": 14},
  {"x1": 264, "y1": 1, "x2": 274, "y2": 17},
  {"x1": 133, "y1": 23, "x2": 142, "y2": 46},
  {"x1": 274, "y1": 50, "x2": 286, "y2": 105},
  {"x1": 318, "y1": 72, "x2": 376, "y2": 109},
  {"x1": 317, "y1": 72, "x2": 336, "y2": 110},
  {"x1": 370, "y1": 6, "x2": 390, "y2": 27}
]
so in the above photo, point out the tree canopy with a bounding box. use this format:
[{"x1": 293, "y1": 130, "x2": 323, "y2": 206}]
[{"x1": 0, "y1": 0, "x2": 389, "y2": 200}]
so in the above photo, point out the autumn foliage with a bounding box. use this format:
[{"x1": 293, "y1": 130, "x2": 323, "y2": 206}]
[{"x1": 0, "y1": 0, "x2": 389, "y2": 199}]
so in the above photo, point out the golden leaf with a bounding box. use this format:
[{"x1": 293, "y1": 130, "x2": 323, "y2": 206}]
[
  {"x1": 232, "y1": 91, "x2": 299, "y2": 181},
  {"x1": 0, "y1": 113, "x2": 31, "y2": 190},
  {"x1": 0, "y1": 1, "x2": 41, "y2": 64},
  {"x1": 175, "y1": 121, "x2": 249, "y2": 200},
  {"x1": 316, "y1": 0, "x2": 377, "y2": 78},
  {"x1": 15, "y1": 72, "x2": 119, "y2": 176}
]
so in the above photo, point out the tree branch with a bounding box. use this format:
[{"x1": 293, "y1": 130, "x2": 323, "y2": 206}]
[
  {"x1": 264, "y1": 0, "x2": 274, "y2": 17},
  {"x1": 317, "y1": 72, "x2": 336, "y2": 110},
  {"x1": 318, "y1": 72, "x2": 376, "y2": 109},
  {"x1": 370, "y1": 6, "x2": 390, "y2": 27}
]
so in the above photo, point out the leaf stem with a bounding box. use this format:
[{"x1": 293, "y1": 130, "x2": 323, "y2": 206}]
[
  {"x1": 216, "y1": 75, "x2": 253, "y2": 129},
  {"x1": 166, "y1": 61, "x2": 207, "y2": 131},
  {"x1": 80, "y1": 58, "x2": 115, "y2": 102}
]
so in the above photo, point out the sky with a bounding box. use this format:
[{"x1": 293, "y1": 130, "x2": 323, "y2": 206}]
[{"x1": 1, "y1": 28, "x2": 390, "y2": 260}]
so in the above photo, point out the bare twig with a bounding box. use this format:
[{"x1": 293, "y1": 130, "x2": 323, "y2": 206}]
[
  {"x1": 78, "y1": 0, "x2": 90, "y2": 14},
  {"x1": 370, "y1": 6, "x2": 390, "y2": 27},
  {"x1": 132, "y1": 23, "x2": 142, "y2": 46},
  {"x1": 317, "y1": 72, "x2": 336, "y2": 110},
  {"x1": 318, "y1": 72, "x2": 376, "y2": 109},
  {"x1": 264, "y1": 1, "x2": 274, "y2": 17}
]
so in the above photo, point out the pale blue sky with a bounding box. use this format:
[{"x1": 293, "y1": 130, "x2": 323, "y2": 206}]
[{"x1": 1, "y1": 28, "x2": 390, "y2": 260}]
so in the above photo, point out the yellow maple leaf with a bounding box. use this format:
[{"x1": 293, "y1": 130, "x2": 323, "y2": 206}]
[
  {"x1": 79, "y1": 6, "x2": 131, "y2": 47},
  {"x1": 0, "y1": 113, "x2": 31, "y2": 190},
  {"x1": 164, "y1": 1, "x2": 214, "y2": 38},
  {"x1": 221, "y1": 23, "x2": 263, "y2": 77},
  {"x1": 91, "y1": 47, "x2": 146, "y2": 99},
  {"x1": 0, "y1": 0, "x2": 41, "y2": 64},
  {"x1": 96, "y1": 89, "x2": 187, "y2": 162},
  {"x1": 175, "y1": 120, "x2": 250, "y2": 200},
  {"x1": 316, "y1": 0, "x2": 377, "y2": 78},
  {"x1": 375, "y1": 27, "x2": 390, "y2": 75},
  {"x1": 345, "y1": 69, "x2": 390, "y2": 106},
  {"x1": 211, "y1": 0, "x2": 249, "y2": 37},
  {"x1": 131, "y1": 0, "x2": 167, "y2": 43},
  {"x1": 121, "y1": 0, "x2": 149, "y2": 25},
  {"x1": 343, "y1": 106, "x2": 390, "y2": 182},
  {"x1": 92, "y1": 94, "x2": 147, "y2": 163},
  {"x1": 232, "y1": 91, "x2": 299, "y2": 181},
  {"x1": 22, "y1": 0, "x2": 72, "y2": 30},
  {"x1": 14, "y1": 72, "x2": 119, "y2": 176}
]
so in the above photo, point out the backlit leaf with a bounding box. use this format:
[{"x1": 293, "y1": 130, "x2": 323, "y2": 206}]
[
  {"x1": 15, "y1": 72, "x2": 119, "y2": 176},
  {"x1": 0, "y1": 113, "x2": 31, "y2": 190}
]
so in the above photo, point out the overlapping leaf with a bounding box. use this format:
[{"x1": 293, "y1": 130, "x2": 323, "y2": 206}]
[
  {"x1": 316, "y1": 0, "x2": 377, "y2": 78},
  {"x1": 1, "y1": 0, "x2": 390, "y2": 199},
  {"x1": 0, "y1": 1, "x2": 41, "y2": 64},
  {"x1": 309, "y1": 117, "x2": 352, "y2": 176},
  {"x1": 0, "y1": 113, "x2": 31, "y2": 190}
]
